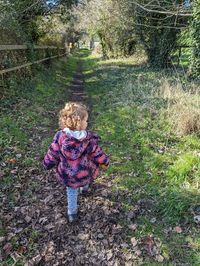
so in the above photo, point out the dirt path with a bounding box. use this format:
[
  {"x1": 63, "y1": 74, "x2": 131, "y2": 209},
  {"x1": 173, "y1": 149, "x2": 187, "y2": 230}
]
[
  {"x1": 3, "y1": 61, "x2": 142, "y2": 265},
  {"x1": 68, "y1": 62, "x2": 89, "y2": 106},
  {"x1": 27, "y1": 61, "x2": 136, "y2": 266}
]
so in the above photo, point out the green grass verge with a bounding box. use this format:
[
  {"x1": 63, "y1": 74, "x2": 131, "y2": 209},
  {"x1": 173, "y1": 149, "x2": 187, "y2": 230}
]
[
  {"x1": 82, "y1": 51, "x2": 200, "y2": 265},
  {"x1": 0, "y1": 52, "x2": 80, "y2": 265}
]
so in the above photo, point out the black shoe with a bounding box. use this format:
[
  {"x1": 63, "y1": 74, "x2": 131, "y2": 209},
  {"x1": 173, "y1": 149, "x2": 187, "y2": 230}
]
[
  {"x1": 80, "y1": 189, "x2": 89, "y2": 196},
  {"x1": 68, "y1": 213, "x2": 78, "y2": 223},
  {"x1": 80, "y1": 185, "x2": 89, "y2": 196}
]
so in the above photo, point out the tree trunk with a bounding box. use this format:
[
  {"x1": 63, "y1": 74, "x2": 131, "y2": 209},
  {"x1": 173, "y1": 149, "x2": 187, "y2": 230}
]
[
  {"x1": 146, "y1": 28, "x2": 178, "y2": 68},
  {"x1": 98, "y1": 32, "x2": 108, "y2": 59},
  {"x1": 190, "y1": 0, "x2": 200, "y2": 78}
]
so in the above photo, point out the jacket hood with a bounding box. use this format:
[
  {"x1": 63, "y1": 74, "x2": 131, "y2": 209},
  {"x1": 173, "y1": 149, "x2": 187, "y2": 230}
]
[{"x1": 58, "y1": 130, "x2": 100, "y2": 160}]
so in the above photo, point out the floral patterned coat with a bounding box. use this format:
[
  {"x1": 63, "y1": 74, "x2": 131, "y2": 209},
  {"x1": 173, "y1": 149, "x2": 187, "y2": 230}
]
[{"x1": 43, "y1": 130, "x2": 109, "y2": 188}]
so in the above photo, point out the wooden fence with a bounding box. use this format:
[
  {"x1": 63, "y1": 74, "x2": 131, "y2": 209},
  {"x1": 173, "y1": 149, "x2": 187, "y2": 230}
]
[{"x1": 0, "y1": 45, "x2": 67, "y2": 75}]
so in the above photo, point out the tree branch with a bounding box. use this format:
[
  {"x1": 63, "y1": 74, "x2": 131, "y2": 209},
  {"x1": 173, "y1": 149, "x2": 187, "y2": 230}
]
[{"x1": 131, "y1": 0, "x2": 193, "y2": 17}]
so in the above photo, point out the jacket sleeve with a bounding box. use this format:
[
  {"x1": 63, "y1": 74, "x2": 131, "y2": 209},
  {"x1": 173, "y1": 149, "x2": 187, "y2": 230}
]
[
  {"x1": 43, "y1": 132, "x2": 61, "y2": 170},
  {"x1": 90, "y1": 142, "x2": 109, "y2": 166}
]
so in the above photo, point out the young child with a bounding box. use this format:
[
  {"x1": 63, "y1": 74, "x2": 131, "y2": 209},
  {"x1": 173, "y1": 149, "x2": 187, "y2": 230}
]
[{"x1": 43, "y1": 102, "x2": 109, "y2": 223}]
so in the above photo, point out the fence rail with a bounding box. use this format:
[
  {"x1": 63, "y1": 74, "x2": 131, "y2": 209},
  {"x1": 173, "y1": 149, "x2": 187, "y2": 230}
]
[
  {"x1": 0, "y1": 45, "x2": 62, "y2": 51},
  {"x1": 0, "y1": 53, "x2": 67, "y2": 75},
  {"x1": 0, "y1": 44, "x2": 67, "y2": 75}
]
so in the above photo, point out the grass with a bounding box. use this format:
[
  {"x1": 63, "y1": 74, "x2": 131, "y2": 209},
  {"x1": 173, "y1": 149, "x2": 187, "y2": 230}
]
[
  {"x1": 0, "y1": 52, "x2": 80, "y2": 265},
  {"x1": 172, "y1": 47, "x2": 192, "y2": 67},
  {"x1": 82, "y1": 50, "x2": 200, "y2": 265},
  {"x1": 158, "y1": 80, "x2": 200, "y2": 136},
  {"x1": 1, "y1": 49, "x2": 199, "y2": 265}
]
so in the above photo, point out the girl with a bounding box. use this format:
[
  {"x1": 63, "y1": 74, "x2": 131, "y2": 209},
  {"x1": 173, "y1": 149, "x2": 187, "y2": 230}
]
[{"x1": 43, "y1": 102, "x2": 109, "y2": 223}]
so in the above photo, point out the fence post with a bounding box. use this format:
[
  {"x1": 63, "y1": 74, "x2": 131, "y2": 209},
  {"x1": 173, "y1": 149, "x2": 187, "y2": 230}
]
[{"x1": 177, "y1": 46, "x2": 182, "y2": 67}]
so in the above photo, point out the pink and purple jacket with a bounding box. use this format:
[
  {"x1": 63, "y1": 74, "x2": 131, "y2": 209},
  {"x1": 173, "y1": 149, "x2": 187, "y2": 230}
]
[{"x1": 43, "y1": 130, "x2": 109, "y2": 188}]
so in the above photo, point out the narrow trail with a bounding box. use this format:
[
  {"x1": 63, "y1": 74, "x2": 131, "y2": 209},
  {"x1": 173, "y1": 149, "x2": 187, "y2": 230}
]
[
  {"x1": 1, "y1": 56, "x2": 198, "y2": 266},
  {"x1": 26, "y1": 61, "x2": 140, "y2": 266},
  {"x1": 69, "y1": 62, "x2": 89, "y2": 105}
]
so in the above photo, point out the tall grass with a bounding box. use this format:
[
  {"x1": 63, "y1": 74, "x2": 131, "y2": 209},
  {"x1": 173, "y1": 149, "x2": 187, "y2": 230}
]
[
  {"x1": 159, "y1": 80, "x2": 200, "y2": 136},
  {"x1": 85, "y1": 55, "x2": 199, "y2": 212}
]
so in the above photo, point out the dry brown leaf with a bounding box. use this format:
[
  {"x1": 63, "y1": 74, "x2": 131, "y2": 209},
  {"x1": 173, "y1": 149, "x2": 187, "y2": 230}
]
[
  {"x1": 135, "y1": 250, "x2": 142, "y2": 257},
  {"x1": 25, "y1": 216, "x2": 32, "y2": 223},
  {"x1": 0, "y1": 237, "x2": 5, "y2": 243},
  {"x1": 78, "y1": 233, "x2": 89, "y2": 240},
  {"x1": 107, "y1": 250, "x2": 113, "y2": 260},
  {"x1": 155, "y1": 254, "x2": 164, "y2": 262},
  {"x1": 131, "y1": 237, "x2": 138, "y2": 247},
  {"x1": 174, "y1": 226, "x2": 182, "y2": 233},
  {"x1": 97, "y1": 233, "x2": 104, "y2": 239},
  {"x1": 17, "y1": 246, "x2": 26, "y2": 254},
  {"x1": 142, "y1": 236, "x2": 155, "y2": 256},
  {"x1": 39, "y1": 217, "x2": 48, "y2": 224},
  {"x1": 3, "y1": 243, "x2": 12, "y2": 256},
  {"x1": 8, "y1": 158, "x2": 17, "y2": 164},
  {"x1": 128, "y1": 224, "x2": 137, "y2": 231}
]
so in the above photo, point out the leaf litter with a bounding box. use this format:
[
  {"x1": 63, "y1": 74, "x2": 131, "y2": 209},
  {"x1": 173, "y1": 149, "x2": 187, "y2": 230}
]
[{"x1": 0, "y1": 61, "x2": 167, "y2": 266}]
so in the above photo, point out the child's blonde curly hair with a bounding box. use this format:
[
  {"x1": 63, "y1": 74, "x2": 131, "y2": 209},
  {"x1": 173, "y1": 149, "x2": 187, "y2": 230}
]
[{"x1": 59, "y1": 102, "x2": 88, "y2": 130}]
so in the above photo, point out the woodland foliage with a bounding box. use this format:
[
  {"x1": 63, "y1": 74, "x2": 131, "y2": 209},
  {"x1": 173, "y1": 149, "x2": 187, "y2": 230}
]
[
  {"x1": 73, "y1": 0, "x2": 137, "y2": 58},
  {"x1": 74, "y1": 0, "x2": 194, "y2": 67},
  {"x1": 0, "y1": 0, "x2": 77, "y2": 45},
  {"x1": 132, "y1": 0, "x2": 186, "y2": 68},
  {"x1": 0, "y1": 0, "x2": 199, "y2": 76},
  {"x1": 190, "y1": 0, "x2": 200, "y2": 78}
]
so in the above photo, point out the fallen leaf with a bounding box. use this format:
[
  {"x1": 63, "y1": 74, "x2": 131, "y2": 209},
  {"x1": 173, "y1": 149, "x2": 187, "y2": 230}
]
[
  {"x1": 39, "y1": 217, "x2": 48, "y2": 224},
  {"x1": 135, "y1": 250, "x2": 142, "y2": 257},
  {"x1": 14, "y1": 228, "x2": 23, "y2": 234},
  {"x1": 25, "y1": 254, "x2": 42, "y2": 265},
  {"x1": 45, "y1": 223, "x2": 55, "y2": 230},
  {"x1": 97, "y1": 233, "x2": 104, "y2": 239},
  {"x1": 0, "y1": 237, "x2": 5, "y2": 243},
  {"x1": 5, "y1": 214, "x2": 13, "y2": 222},
  {"x1": 0, "y1": 171, "x2": 5, "y2": 178},
  {"x1": 78, "y1": 233, "x2": 89, "y2": 240},
  {"x1": 131, "y1": 237, "x2": 138, "y2": 247},
  {"x1": 8, "y1": 158, "x2": 17, "y2": 164},
  {"x1": 174, "y1": 226, "x2": 182, "y2": 233},
  {"x1": 128, "y1": 224, "x2": 137, "y2": 231},
  {"x1": 150, "y1": 217, "x2": 157, "y2": 223},
  {"x1": 194, "y1": 215, "x2": 200, "y2": 224},
  {"x1": 126, "y1": 253, "x2": 133, "y2": 260},
  {"x1": 107, "y1": 250, "x2": 113, "y2": 260},
  {"x1": 44, "y1": 195, "x2": 53, "y2": 204},
  {"x1": 11, "y1": 169, "x2": 18, "y2": 174},
  {"x1": 17, "y1": 246, "x2": 26, "y2": 254},
  {"x1": 155, "y1": 254, "x2": 164, "y2": 262},
  {"x1": 3, "y1": 243, "x2": 12, "y2": 256},
  {"x1": 142, "y1": 236, "x2": 155, "y2": 256},
  {"x1": 25, "y1": 216, "x2": 32, "y2": 223},
  {"x1": 127, "y1": 206, "x2": 140, "y2": 221},
  {"x1": 101, "y1": 190, "x2": 109, "y2": 197},
  {"x1": 121, "y1": 242, "x2": 129, "y2": 248}
]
